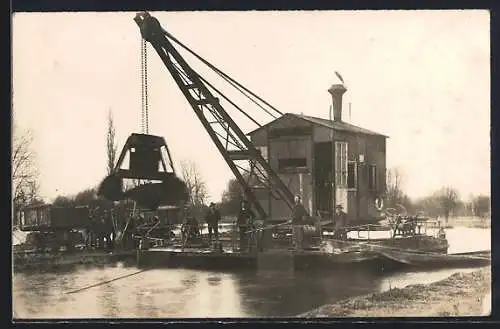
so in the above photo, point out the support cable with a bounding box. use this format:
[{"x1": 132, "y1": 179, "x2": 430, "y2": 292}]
[{"x1": 163, "y1": 30, "x2": 284, "y2": 119}]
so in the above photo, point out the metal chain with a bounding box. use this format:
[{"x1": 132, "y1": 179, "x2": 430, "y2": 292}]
[
  {"x1": 140, "y1": 37, "x2": 145, "y2": 133},
  {"x1": 144, "y1": 39, "x2": 149, "y2": 134},
  {"x1": 140, "y1": 38, "x2": 149, "y2": 134}
]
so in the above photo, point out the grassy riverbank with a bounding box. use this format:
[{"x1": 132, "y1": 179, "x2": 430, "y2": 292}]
[{"x1": 300, "y1": 267, "x2": 491, "y2": 317}]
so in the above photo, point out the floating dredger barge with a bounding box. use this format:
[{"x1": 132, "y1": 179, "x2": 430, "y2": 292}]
[{"x1": 95, "y1": 12, "x2": 490, "y2": 273}]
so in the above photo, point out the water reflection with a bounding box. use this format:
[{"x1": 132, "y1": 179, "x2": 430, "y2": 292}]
[
  {"x1": 98, "y1": 279, "x2": 120, "y2": 318},
  {"x1": 13, "y1": 227, "x2": 491, "y2": 318},
  {"x1": 233, "y1": 268, "x2": 381, "y2": 317},
  {"x1": 14, "y1": 270, "x2": 59, "y2": 316}
]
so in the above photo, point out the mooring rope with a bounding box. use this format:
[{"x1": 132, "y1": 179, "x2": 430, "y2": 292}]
[{"x1": 64, "y1": 269, "x2": 149, "y2": 295}]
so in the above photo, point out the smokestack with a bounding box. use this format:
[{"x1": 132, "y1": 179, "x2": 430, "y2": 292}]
[{"x1": 328, "y1": 84, "x2": 347, "y2": 122}]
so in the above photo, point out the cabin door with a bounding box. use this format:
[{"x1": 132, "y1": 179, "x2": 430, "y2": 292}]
[{"x1": 314, "y1": 142, "x2": 333, "y2": 215}]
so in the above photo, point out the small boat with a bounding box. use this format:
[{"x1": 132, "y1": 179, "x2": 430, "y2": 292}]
[
  {"x1": 353, "y1": 235, "x2": 450, "y2": 254},
  {"x1": 323, "y1": 215, "x2": 450, "y2": 254}
]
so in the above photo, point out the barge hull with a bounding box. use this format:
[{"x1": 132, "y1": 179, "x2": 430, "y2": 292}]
[
  {"x1": 136, "y1": 249, "x2": 392, "y2": 272},
  {"x1": 13, "y1": 250, "x2": 137, "y2": 271}
]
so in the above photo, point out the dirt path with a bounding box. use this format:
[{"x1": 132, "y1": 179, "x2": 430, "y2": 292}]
[{"x1": 300, "y1": 267, "x2": 491, "y2": 317}]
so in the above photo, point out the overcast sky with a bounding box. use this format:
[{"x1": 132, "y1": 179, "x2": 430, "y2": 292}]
[{"x1": 12, "y1": 10, "x2": 490, "y2": 203}]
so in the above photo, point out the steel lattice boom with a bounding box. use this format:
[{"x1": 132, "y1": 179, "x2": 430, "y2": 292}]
[{"x1": 134, "y1": 12, "x2": 307, "y2": 221}]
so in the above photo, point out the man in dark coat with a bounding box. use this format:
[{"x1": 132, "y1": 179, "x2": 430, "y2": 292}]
[
  {"x1": 334, "y1": 204, "x2": 348, "y2": 240},
  {"x1": 236, "y1": 200, "x2": 255, "y2": 251},
  {"x1": 205, "y1": 202, "x2": 221, "y2": 244},
  {"x1": 103, "y1": 209, "x2": 115, "y2": 251},
  {"x1": 86, "y1": 209, "x2": 97, "y2": 249},
  {"x1": 91, "y1": 207, "x2": 102, "y2": 249},
  {"x1": 181, "y1": 209, "x2": 201, "y2": 246},
  {"x1": 291, "y1": 195, "x2": 308, "y2": 251},
  {"x1": 127, "y1": 214, "x2": 137, "y2": 249}
]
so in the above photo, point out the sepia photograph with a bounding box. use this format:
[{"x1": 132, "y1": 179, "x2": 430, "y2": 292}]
[{"x1": 12, "y1": 10, "x2": 491, "y2": 319}]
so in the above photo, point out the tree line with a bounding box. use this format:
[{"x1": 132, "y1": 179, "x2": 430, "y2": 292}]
[{"x1": 385, "y1": 168, "x2": 490, "y2": 222}]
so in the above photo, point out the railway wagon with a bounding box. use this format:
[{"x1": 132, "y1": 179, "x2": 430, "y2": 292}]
[{"x1": 18, "y1": 204, "x2": 89, "y2": 251}]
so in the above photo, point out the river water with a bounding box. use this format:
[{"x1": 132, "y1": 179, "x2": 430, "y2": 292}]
[{"x1": 12, "y1": 227, "x2": 491, "y2": 319}]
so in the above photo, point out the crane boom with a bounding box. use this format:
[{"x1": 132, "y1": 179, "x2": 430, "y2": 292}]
[{"x1": 133, "y1": 12, "x2": 308, "y2": 221}]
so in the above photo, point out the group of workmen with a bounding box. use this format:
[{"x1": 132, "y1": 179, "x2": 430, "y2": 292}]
[
  {"x1": 84, "y1": 207, "x2": 116, "y2": 251},
  {"x1": 83, "y1": 195, "x2": 349, "y2": 252},
  {"x1": 180, "y1": 200, "x2": 257, "y2": 250},
  {"x1": 84, "y1": 207, "x2": 165, "y2": 251},
  {"x1": 290, "y1": 195, "x2": 348, "y2": 250},
  {"x1": 179, "y1": 200, "x2": 261, "y2": 251},
  {"x1": 192, "y1": 195, "x2": 349, "y2": 252}
]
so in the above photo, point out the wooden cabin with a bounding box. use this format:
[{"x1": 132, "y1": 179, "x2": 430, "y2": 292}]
[{"x1": 247, "y1": 84, "x2": 388, "y2": 224}]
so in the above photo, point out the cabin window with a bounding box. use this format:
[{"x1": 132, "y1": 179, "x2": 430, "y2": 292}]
[
  {"x1": 335, "y1": 141, "x2": 348, "y2": 187},
  {"x1": 347, "y1": 161, "x2": 357, "y2": 189},
  {"x1": 369, "y1": 164, "x2": 377, "y2": 190},
  {"x1": 278, "y1": 158, "x2": 307, "y2": 171}
]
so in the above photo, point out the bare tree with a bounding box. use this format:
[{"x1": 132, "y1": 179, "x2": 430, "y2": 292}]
[
  {"x1": 106, "y1": 109, "x2": 118, "y2": 175},
  {"x1": 180, "y1": 160, "x2": 209, "y2": 218},
  {"x1": 435, "y1": 186, "x2": 459, "y2": 224},
  {"x1": 386, "y1": 168, "x2": 404, "y2": 207},
  {"x1": 12, "y1": 125, "x2": 40, "y2": 223}
]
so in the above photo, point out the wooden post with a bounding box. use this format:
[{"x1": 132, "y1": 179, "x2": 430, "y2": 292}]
[
  {"x1": 232, "y1": 222, "x2": 237, "y2": 252},
  {"x1": 317, "y1": 212, "x2": 323, "y2": 244}
]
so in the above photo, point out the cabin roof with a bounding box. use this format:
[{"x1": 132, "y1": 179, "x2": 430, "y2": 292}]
[{"x1": 248, "y1": 113, "x2": 388, "y2": 138}]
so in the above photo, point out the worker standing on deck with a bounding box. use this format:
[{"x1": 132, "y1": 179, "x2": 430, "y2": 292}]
[
  {"x1": 86, "y1": 209, "x2": 96, "y2": 249},
  {"x1": 124, "y1": 214, "x2": 137, "y2": 250},
  {"x1": 91, "y1": 207, "x2": 102, "y2": 249},
  {"x1": 291, "y1": 195, "x2": 308, "y2": 251},
  {"x1": 237, "y1": 200, "x2": 255, "y2": 251},
  {"x1": 334, "y1": 204, "x2": 348, "y2": 240},
  {"x1": 205, "y1": 202, "x2": 221, "y2": 245},
  {"x1": 98, "y1": 212, "x2": 108, "y2": 251},
  {"x1": 104, "y1": 209, "x2": 115, "y2": 251}
]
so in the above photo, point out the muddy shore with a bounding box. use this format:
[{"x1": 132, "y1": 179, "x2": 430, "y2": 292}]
[{"x1": 300, "y1": 267, "x2": 491, "y2": 317}]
